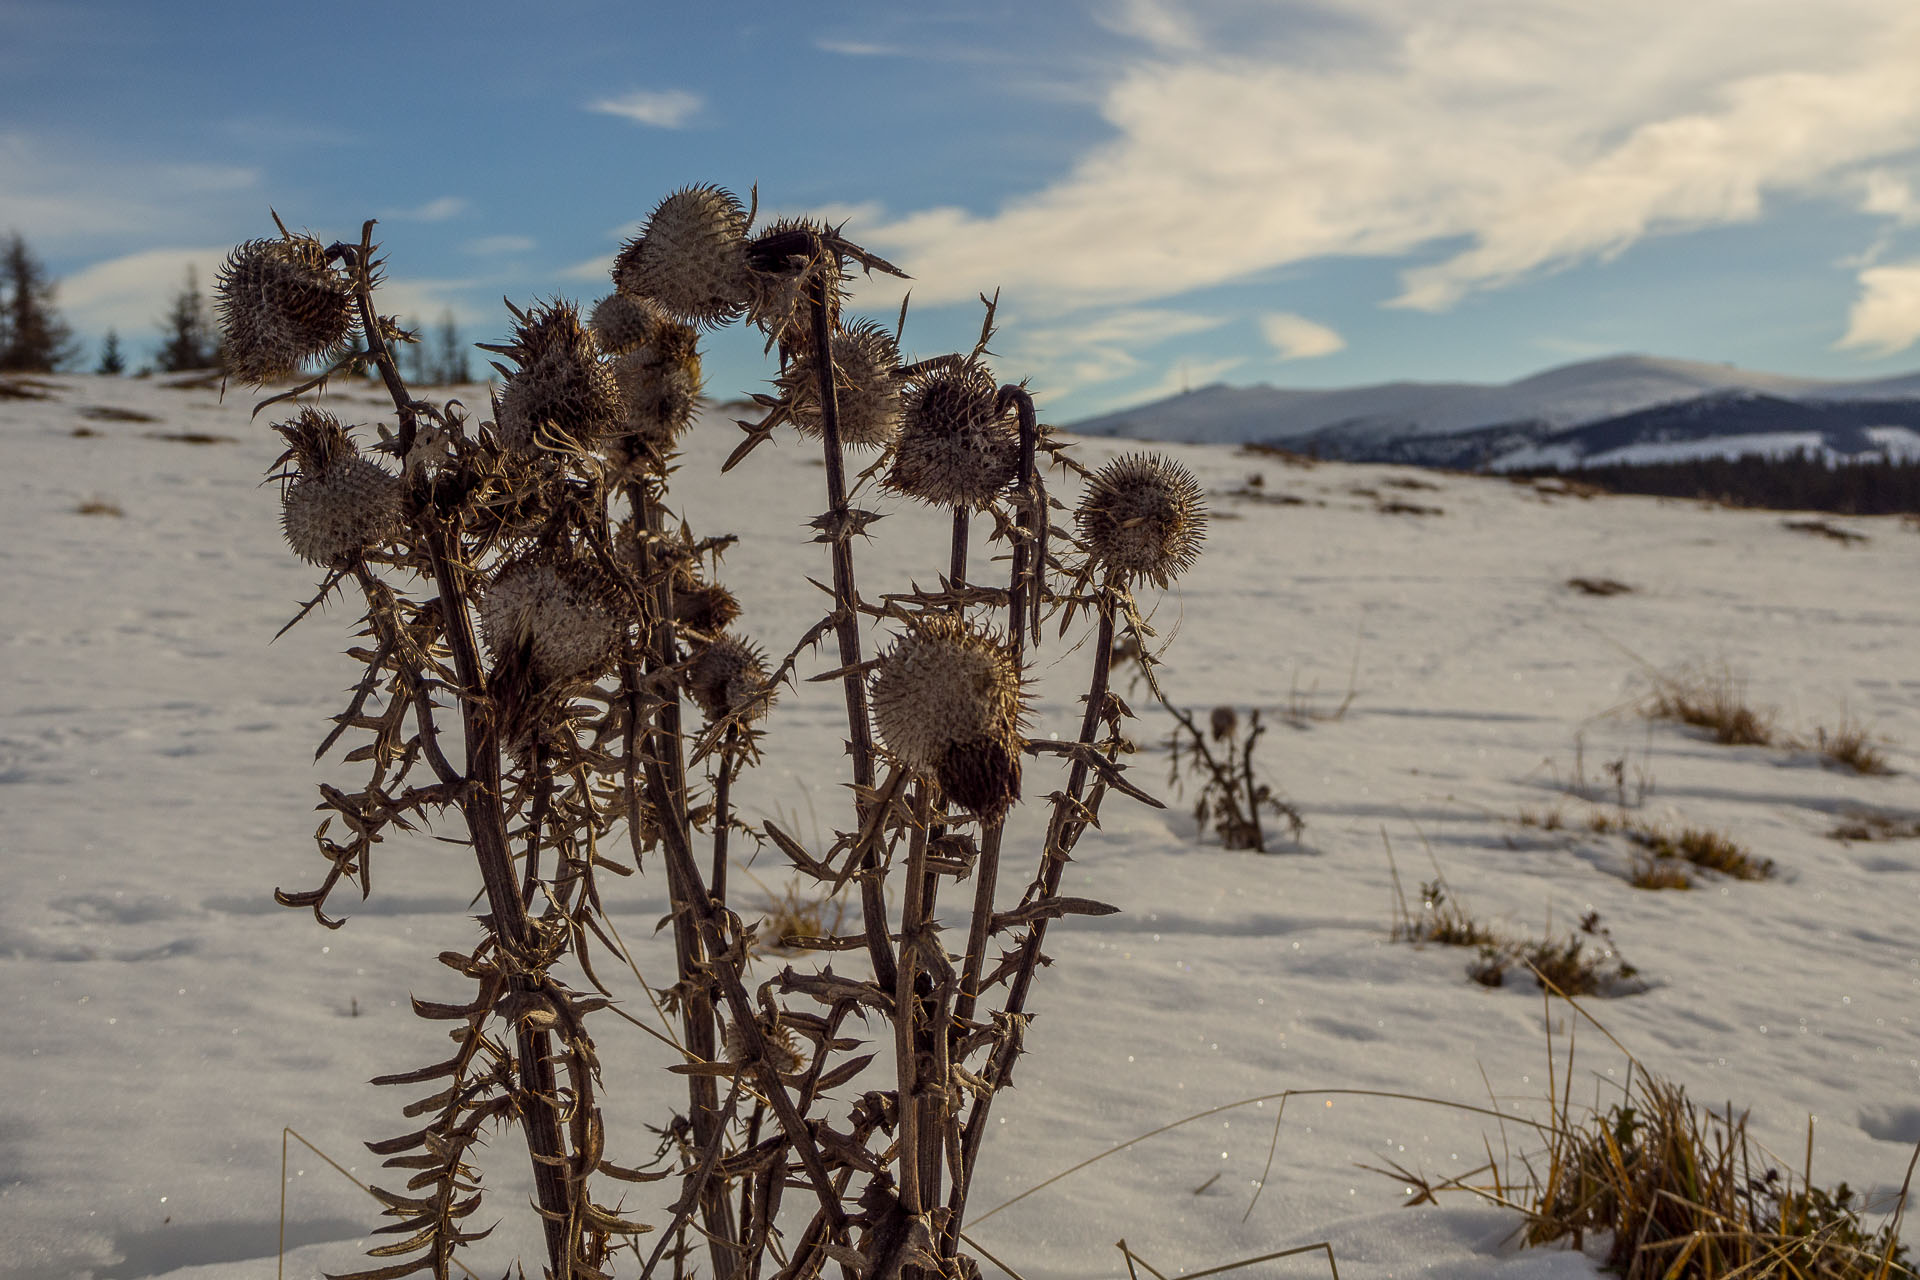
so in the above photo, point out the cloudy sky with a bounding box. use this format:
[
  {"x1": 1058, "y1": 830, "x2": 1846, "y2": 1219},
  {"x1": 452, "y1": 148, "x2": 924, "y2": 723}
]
[{"x1": 6, "y1": 0, "x2": 1920, "y2": 418}]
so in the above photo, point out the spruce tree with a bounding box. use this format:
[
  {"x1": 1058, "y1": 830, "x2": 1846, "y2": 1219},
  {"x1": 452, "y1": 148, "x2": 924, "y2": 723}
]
[
  {"x1": 434, "y1": 308, "x2": 470, "y2": 384},
  {"x1": 96, "y1": 329, "x2": 125, "y2": 375},
  {"x1": 0, "y1": 233, "x2": 75, "y2": 372},
  {"x1": 155, "y1": 267, "x2": 220, "y2": 372}
]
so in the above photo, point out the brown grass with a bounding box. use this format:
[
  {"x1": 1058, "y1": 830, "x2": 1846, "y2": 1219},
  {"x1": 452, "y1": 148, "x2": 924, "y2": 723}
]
[
  {"x1": 1646, "y1": 665, "x2": 1775, "y2": 746},
  {"x1": 1628, "y1": 822, "x2": 1773, "y2": 881},
  {"x1": 75, "y1": 496, "x2": 123, "y2": 517},
  {"x1": 1816, "y1": 716, "x2": 1893, "y2": 776},
  {"x1": 1566, "y1": 576, "x2": 1633, "y2": 596},
  {"x1": 1627, "y1": 856, "x2": 1692, "y2": 890},
  {"x1": 1828, "y1": 809, "x2": 1920, "y2": 842},
  {"x1": 1524, "y1": 1072, "x2": 1915, "y2": 1278},
  {"x1": 1782, "y1": 517, "x2": 1870, "y2": 545}
]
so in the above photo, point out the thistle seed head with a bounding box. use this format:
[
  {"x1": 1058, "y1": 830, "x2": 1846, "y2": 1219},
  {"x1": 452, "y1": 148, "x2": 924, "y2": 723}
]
[
  {"x1": 589, "y1": 292, "x2": 666, "y2": 356},
  {"x1": 746, "y1": 216, "x2": 844, "y2": 353},
  {"x1": 610, "y1": 316, "x2": 703, "y2": 464},
  {"x1": 673, "y1": 580, "x2": 741, "y2": 636},
  {"x1": 215, "y1": 234, "x2": 355, "y2": 384},
  {"x1": 477, "y1": 557, "x2": 627, "y2": 686},
  {"x1": 274, "y1": 409, "x2": 401, "y2": 567},
  {"x1": 780, "y1": 320, "x2": 902, "y2": 449},
  {"x1": 493, "y1": 301, "x2": 621, "y2": 454},
  {"x1": 1076, "y1": 453, "x2": 1207, "y2": 589},
  {"x1": 686, "y1": 633, "x2": 774, "y2": 722},
  {"x1": 722, "y1": 1015, "x2": 804, "y2": 1075},
  {"x1": 613, "y1": 185, "x2": 753, "y2": 329},
  {"x1": 885, "y1": 364, "x2": 1018, "y2": 509},
  {"x1": 870, "y1": 615, "x2": 1025, "y2": 820}
]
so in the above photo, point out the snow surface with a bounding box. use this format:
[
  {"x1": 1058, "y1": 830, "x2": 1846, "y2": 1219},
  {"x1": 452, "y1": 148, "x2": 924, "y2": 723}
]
[
  {"x1": 5, "y1": 375, "x2": 1920, "y2": 1279},
  {"x1": 1494, "y1": 425, "x2": 1920, "y2": 471},
  {"x1": 1069, "y1": 354, "x2": 1920, "y2": 446}
]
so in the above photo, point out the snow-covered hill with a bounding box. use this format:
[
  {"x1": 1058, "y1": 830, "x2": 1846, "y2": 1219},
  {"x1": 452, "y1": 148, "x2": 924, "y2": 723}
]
[
  {"x1": 1069, "y1": 355, "x2": 1920, "y2": 463},
  {"x1": 5, "y1": 374, "x2": 1919, "y2": 1279}
]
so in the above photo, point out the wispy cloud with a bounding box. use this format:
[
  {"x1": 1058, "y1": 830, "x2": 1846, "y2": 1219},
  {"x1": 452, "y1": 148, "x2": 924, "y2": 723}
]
[
  {"x1": 463, "y1": 234, "x2": 536, "y2": 256},
  {"x1": 815, "y1": 38, "x2": 906, "y2": 57},
  {"x1": 59, "y1": 247, "x2": 230, "y2": 342},
  {"x1": 0, "y1": 133, "x2": 258, "y2": 250},
  {"x1": 1861, "y1": 169, "x2": 1920, "y2": 226},
  {"x1": 587, "y1": 90, "x2": 703, "y2": 129},
  {"x1": 1837, "y1": 261, "x2": 1920, "y2": 353},
  {"x1": 1095, "y1": 0, "x2": 1203, "y2": 51},
  {"x1": 388, "y1": 196, "x2": 469, "y2": 222},
  {"x1": 1260, "y1": 312, "x2": 1344, "y2": 360},
  {"x1": 860, "y1": 2, "x2": 1920, "y2": 319},
  {"x1": 1008, "y1": 307, "x2": 1226, "y2": 397}
]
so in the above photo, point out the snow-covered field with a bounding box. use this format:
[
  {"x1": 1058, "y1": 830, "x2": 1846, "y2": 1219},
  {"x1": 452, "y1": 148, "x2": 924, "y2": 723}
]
[{"x1": 4, "y1": 374, "x2": 1919, "y2": 1280}]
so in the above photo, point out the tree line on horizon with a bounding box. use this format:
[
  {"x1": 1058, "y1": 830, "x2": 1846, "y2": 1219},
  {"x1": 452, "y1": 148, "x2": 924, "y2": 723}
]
[{"x1": 0, "y1": 230, "x2": 471, "y2": 383}]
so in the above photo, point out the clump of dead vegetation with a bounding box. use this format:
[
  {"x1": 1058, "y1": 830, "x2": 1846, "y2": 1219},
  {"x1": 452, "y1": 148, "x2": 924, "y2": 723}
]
[
  {"x1": 1386, "y1": 845, "x2": 1642, "y2": 996},
  {"x1": 74, "y1": 496, "x2": 122, "y2": 517},
  {"x1": 1815, "y1": 714, "x2": 1893, "y2": 776},
  {"x1": 1646, "y1": 663, "x2": 1776, "y2": 746},
  {"x1": 1566, "y1": 575, "x2": 1633, "y2": 596},
  {"x1": 1163, "y1": 704, "x2": 1305, "y2": 851},
  {"x1": 1783, "y1": 516, "x2": 1869, "y2": 545},
  {"x1": 1829, "y1": 808, "x2": 1920, "y2": 842}
]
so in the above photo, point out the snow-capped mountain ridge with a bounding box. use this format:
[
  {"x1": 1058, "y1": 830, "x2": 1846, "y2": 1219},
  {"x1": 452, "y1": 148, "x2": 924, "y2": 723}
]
[{"x1": 1067, "y1": 354, "x2": 1920, "y2": 454}]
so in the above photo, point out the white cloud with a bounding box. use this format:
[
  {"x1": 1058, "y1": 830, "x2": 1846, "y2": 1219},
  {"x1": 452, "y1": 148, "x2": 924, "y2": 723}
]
[
  {"x1": 0, "y1": 133, "x2": 259, "y2": 250},
  {"x1": 859, "y1": 2, "x2": 1920, "y2": 317},
  {"x1": 463, "y1": 235, "x2": 536, "y2": 256},
  {"x1": 1097, "y1": 0, "x2": 1203, "y2": 51},
  {"x1": 59, "y1": 247, "x2": 230, "y2": 340},
  {"x1": 1008, "y1": 307, "x2": 1226, "y2": 396},
  {"x1": 1836, "y1": 261, "x2": 1920, "y2": 353},
  {"x1": 587, "y1": 90, "x2": 703, "y2": 129},
  {"x1": 1260, "y1": 312, "x2": 1345, "y2": 360},
  {"x1": 388, "y1": 196, "x2": 468, "y2": 222},
  {"x1": 1862, "y1": 169, "x2": 1920, "y2": 225},
  {"x1": 815, "y1": 38, "x2": 905, "y2": 57}
]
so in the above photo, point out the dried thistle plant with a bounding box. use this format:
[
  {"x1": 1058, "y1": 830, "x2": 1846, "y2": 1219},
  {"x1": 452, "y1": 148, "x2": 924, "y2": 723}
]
[{"x1": 239, "y1": 188, "x2": 1206, "y2": 1280}]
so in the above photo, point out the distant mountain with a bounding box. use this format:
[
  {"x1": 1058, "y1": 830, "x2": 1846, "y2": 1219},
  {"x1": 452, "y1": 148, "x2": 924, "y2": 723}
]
[{"x1": 1066, "y1": 355, "x2": 1920, "y2": 467}]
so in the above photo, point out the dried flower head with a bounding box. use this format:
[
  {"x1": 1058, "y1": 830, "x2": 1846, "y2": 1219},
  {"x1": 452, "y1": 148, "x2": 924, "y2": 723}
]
[
  {"x1": 609, "y1": 312, "x2": 703, "y2": 464},
  {"x1": 477, "y1": 557, "x2": 627, "y2": 686},
  {"x1": 1210, "y1": 705, "x2": 1238, "y2": 742},
  {"x1": 492, "y1": 301, "x2": 621, "y2": 454},
  {"x1": 613, "y1": 185, "x2": 753, "y2": 329},
  {"x1": 745, "y1": 216, "x2": 844, "y2": 354},
  {"x1": 274, "y1": 409, "x2": 401, "y2": 567},
  {"x1": 779, "y1": 320, "x2": 902, "y2": 448},
  {"x1": 886, "y1": 364, "x2": 1018, "y2": 509},
  {"x1": 1076, "y1": 453, "x2": 1207, "y2": 589},
  {"x1": 215, "y1": 234, "x2": 355, "y2": 384},
  {"x1": 686, "y1": 633, "x2": 774, "y2": 722},
  {"x1": 870, "y1": 615, "x2": 1025, "y2": 820},
  {"x1": 588, "y1": 292, "x2": 665, "y2": 356}
]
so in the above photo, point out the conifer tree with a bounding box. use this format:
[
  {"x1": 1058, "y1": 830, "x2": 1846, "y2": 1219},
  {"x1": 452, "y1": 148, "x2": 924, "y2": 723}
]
[
  {"x1": 96, "y1": 329, "x2": 125, "y2": 375},
  {"x1": 434, "y1": 308, "x2": 469, "y2": 384},
  {"x1": 155, "y1": 267, "x2": 220, "y2": 372},
  {"x1": 0, "y1": 233, "x2": 75, "y2": 372}
]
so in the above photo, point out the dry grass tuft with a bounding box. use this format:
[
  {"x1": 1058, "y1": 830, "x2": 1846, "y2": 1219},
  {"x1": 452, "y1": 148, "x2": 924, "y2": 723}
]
[
  {"x1": 1782, "y1": 516, "x2": 1869, "y2": 545},
  {"x1": 143, "y1": 430, "x2": 236, "y2": 445},
  {"x1": 1627, "y1": 856, "x2": 1692, "y2": 890},
  {"x1": 751, "y1": 882, "x2": 846, "y2": 954},
  {"x1": 74, "y1": 496, "x2": 123, "y2": 517},
  {"x1": 79, "y1": 405, "x2": 160, "y2": 423},
  {"x1": 1524, "y1": 1072, "x2": 1916, "y2": 1279},
  {"x1": 1566, "y1": 576, "x2": 1633, "y2": 596},
  {"x1": 1628, "y1": 821, "x2": 1772, "y2": 881},
  {"x1": 1828, "y1": 809, "x2": 1920, "y2": 843},
  {"x1": 1815, "y1": 716, "x2": 1893, "y2": 776},
  {"x1": 1646, "y1": 665, "x2": 1775, "y2": 746}
]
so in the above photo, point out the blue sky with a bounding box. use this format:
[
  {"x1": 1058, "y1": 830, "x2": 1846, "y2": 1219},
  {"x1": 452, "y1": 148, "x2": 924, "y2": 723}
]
[{"x1": 7, "y1": 0, "x2": 1920, "y2": 419}]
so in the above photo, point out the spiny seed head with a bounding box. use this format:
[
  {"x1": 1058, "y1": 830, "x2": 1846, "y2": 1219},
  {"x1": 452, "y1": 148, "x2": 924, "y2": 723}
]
[
  {"x1": 886, "y1": 364, "x2": 1018, "y2": 509},
  {"x1": 1076, "y1": 453, "x2": 1207, "y2": 589},
  {"x1": 493, "y1": 301, "x2": 621, "y2": 454},
  {"x1": 613, "y1": 185, "x2": 752, "y2": 329},
  {"x1": 780, "y1": 320, "x2": 902, "y2": 448},
  {"x1": 477, "y1": 557, "x2": 627, "y2": 686},
  {"x1": 746, "y1": 216, "x2": 844, "y2": 353},
  {"x1": 870, "y1": 615, "x2": 1025, "y2": 820},
  {"x1": 610, "y1": 317, "x2": 703, "y2": 463},
  {"x1": 272, "y1": 411, "x2": 400, "y2": 567},
  {"x1": 215, "y1": 234, "x2": 355, "y2": 384},
  {"x1": 1210, "y1": 705, "x2": 1238, "y2": 742},
  {"x1": 589, "y1": 292, "x2": 667, "y2": 356},
  {"x1": 686, "y1": 633, "x2": 774, "y2": 722},
  {"x1": 674, "y1": 580, "x2": 741, "y2": 636}
]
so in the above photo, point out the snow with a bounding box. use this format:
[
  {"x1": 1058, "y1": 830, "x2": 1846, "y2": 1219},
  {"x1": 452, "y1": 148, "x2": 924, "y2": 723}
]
[
  {"x1": 1070, "y1": 353, "x2": 1920, "y2": 446},
  {"x1": 5, "y1": 374, "x2": 1919, "y2": 1279},
  {"x1": 1492, "y1": 425, "x2": 1920, "y2": 470}
]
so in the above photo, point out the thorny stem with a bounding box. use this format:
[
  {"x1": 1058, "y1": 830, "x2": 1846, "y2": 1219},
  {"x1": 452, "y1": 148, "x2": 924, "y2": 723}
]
[
  {"x1": 628, "y1": 476, "x2": 739, "y2": 1280},
  {"x1": 804, "y1": 253, "x2": 898, "y2": 996},
  {"x1": 943, "y1": 390, "x2": 1043, "y2": 1259},
  {"x1": 950, "y1": 601, "x2": 1116, "y2": 1244},
  {"x1": 712, "y1": 722, "x2": 741, "y2": 904},
  {"x1": 345, "y1": 227, "x2": 573, "y2": 1273}
]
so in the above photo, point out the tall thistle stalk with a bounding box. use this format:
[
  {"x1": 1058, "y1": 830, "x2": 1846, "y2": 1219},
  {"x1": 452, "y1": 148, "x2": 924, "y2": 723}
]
[{"x1": 234, "y1": 187, "x2": 1205, "y2": 1280}]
